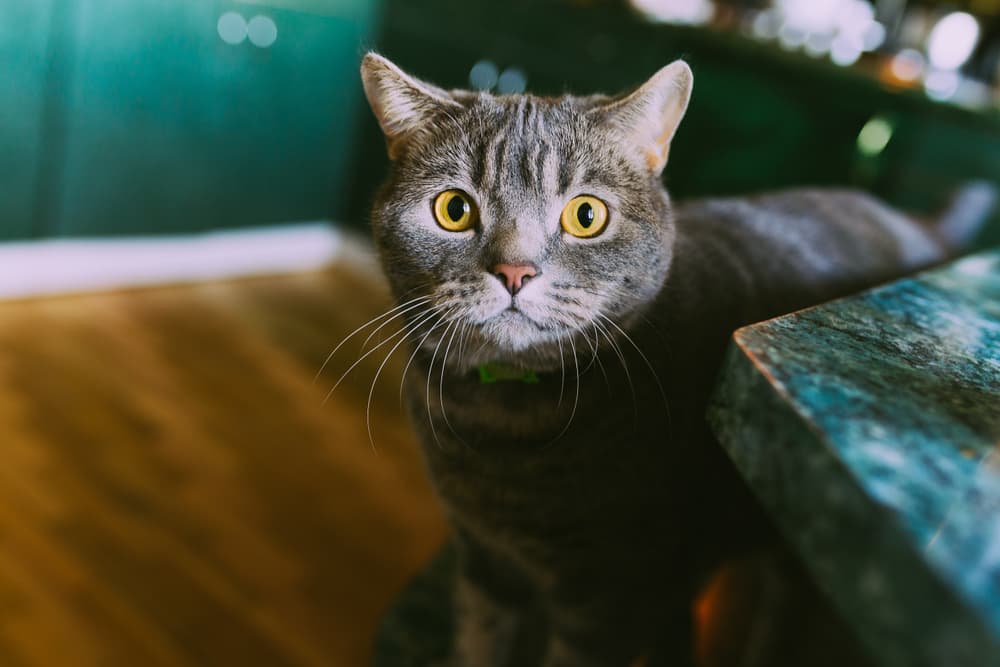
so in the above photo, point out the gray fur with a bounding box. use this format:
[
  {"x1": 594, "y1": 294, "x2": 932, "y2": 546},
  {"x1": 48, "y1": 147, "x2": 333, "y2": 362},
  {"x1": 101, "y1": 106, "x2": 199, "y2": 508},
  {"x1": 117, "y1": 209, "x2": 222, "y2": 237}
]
[{"x1": 360, "y1": 52, "x2": 958, "y2": 666}]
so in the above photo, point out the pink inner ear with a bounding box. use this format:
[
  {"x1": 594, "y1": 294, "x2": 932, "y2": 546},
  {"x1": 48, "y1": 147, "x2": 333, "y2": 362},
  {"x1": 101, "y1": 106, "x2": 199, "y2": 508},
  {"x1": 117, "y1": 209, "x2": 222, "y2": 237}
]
[
  {"x1": 645, "y1": 144, "x2": 670, "y2": 172},
  {"x1": 645, "y1": 88, "x2": 689, "y2": 171},
  {"x1": 647, "y1": 119, "x2": 679, "y2": 170},
  {"x1": 655, "y1": 123, "x2": 675, "y2": 149}
]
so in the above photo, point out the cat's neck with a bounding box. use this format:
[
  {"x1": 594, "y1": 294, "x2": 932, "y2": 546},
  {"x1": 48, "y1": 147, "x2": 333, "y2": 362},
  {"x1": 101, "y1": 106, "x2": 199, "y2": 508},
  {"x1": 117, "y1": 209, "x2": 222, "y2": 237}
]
[{"x1": 406, "y1": 314, "x2": 676, "y2": 452}]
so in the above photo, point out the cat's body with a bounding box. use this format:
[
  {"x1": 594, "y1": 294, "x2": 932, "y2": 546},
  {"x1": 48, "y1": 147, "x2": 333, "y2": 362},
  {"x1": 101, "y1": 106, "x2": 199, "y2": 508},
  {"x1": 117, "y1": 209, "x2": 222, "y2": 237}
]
[
  {"x1": 359, "y1": 54, "x2": 972, "y2": 666},
  {"x1": 411, "y1": 191, "x2": 944, "y2": 667}
]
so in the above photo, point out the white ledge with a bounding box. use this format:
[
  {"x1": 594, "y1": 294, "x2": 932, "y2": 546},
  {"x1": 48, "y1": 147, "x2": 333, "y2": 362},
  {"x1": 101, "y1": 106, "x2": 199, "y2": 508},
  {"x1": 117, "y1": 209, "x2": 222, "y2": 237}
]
[{"x1": 0, "y1": 222, "x2": 345, "y2": 300}]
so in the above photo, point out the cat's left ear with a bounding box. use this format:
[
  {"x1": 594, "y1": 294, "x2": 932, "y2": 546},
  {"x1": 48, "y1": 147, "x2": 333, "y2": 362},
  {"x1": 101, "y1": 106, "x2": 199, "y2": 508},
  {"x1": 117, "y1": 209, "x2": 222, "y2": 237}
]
[
  {"x1": 361, "y1": 52, "x2": 462, "y2": 160},
  {"x1": 594, "y1": 61, "x2": 693, "y2": 175}
]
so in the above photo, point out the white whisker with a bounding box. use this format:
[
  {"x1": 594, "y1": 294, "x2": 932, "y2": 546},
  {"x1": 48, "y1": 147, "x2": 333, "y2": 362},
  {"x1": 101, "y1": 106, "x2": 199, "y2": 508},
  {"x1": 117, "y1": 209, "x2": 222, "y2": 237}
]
[
  {"x1": 588, "y1": 322, "x2": 611, "y2": 389},
  {"x1": 358, "y1": 296, "x2": 434, "y2": 351},
  {"x1": 363, "y1": 304, "x2": 448, "y2": 452},
  {"x1": 313, "y1": 295, "x2": 430, "y2": 384},
  {"x1": 593, "y1": 317, "x2": 636, "y2": 423},
  {"x1": 438, "y1": 314, "x2": 465, "y2": 440},
  {"x1": 547, "y1": 334, "x2": 581, "y2": 446},
  {"x1": 556, "y1": 335, "x2": 566, "y2": 409},
  {"x1": 425, "y1": 312, "x2": 461, "y2": 450},
  {"x1": 598, "y1": 313, "x2": 671, "y2": 430},
  {"x1": 322, "y1": 304, "x2": 435, "y2": 406},
  {"x1": 398, "y1": 307, "x2": 454, "y2": 406}
]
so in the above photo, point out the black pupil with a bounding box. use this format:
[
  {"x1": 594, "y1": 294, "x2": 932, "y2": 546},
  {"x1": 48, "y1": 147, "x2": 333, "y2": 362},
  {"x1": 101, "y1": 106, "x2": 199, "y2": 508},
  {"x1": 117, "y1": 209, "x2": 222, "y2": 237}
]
[
  {"x1": 447, "y1": 195, "x2": 468, "y2": 222},
  {"x1": 577, "y1": 202, "x2": 594, "y2": 228}
]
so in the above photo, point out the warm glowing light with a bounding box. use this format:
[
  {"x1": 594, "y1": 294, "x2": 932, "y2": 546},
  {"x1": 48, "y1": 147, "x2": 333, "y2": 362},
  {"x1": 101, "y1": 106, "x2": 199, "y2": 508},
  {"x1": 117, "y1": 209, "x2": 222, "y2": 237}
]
[
  {"x1": 694, "y1": 567, "x2": 730, "y2": 666},
  {"x1": 890, "y1": 48, "x2": 926, "y2": 82},
  {"x1": 927, "y1": 12, "x2": 980, "y2": 70},
  {"x1": 857, "y1": 116, "x2": 893, "y2": 156}
]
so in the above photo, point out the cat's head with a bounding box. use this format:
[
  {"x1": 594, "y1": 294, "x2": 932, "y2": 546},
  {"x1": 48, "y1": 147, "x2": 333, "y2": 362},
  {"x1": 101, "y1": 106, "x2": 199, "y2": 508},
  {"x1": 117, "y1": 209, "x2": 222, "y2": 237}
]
[{"x1": 361, "y1": 53, "x2": 691, "y2": 372}]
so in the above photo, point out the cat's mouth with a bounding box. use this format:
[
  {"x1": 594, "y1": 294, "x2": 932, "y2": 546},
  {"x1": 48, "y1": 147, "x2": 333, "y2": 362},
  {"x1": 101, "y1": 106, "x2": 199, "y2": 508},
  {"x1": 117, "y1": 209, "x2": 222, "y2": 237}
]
[
  {"x1": 493, "y1": 304, "x2": 545, "y2": 329},
  {"x1": 464, "y1": 306, "x2": 550, "y2": 356},
  {"x1": 439, "y1": 293, "x2": 579, "y2": 367},
  {"x1": 450, "y1": 301, "x2": 593, "y2": 371}
]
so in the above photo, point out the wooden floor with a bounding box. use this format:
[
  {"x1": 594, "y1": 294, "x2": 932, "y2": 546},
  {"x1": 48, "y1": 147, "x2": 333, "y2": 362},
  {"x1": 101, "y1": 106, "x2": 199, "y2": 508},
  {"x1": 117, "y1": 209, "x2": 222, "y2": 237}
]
[{"x1": 0, "y1": 245, "x2": 447, "y2": 666}]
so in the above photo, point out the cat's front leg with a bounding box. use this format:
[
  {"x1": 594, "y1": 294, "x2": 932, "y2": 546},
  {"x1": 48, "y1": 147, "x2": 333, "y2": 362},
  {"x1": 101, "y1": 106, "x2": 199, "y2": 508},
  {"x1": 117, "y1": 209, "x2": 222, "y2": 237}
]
[
  {"x1": 542, "y1": 613, "x2": 647, "y2": 667},
  {"x1": 541, "y1": 583, "x2": 694, "y2": 667},
  {"x1": 450, "y1": 574, "x2": 523, "y2": 666},
  {"x1": 543, "y1": 619, "x2": 692, "y2": 667},
  {"x1": 448, "y1": 531, "x2": 540, "y2": 667}
]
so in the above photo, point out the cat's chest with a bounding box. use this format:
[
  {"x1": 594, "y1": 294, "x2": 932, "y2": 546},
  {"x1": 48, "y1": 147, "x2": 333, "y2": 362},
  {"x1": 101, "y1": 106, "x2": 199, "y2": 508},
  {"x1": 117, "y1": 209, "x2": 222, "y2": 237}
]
[
  {"x1": 409, "y1": 365, "x2": 679, "y2": 510},
  {"x1": 403, "y1": 345, "x2": 688, "y2": 565},
  {"x1": 425, "y1": 430, "x2": 676, "y2": 558}
]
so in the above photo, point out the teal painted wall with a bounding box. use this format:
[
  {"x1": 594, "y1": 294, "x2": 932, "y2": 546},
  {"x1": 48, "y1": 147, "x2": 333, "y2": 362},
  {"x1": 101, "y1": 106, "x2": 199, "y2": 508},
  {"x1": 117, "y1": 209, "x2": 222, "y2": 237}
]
[
  {"x1": 1, "y1": 0, "x2": 378, "y2": 240},
  {"x1": 0, "y1": 1, "x2": 54, "y2": 239}
]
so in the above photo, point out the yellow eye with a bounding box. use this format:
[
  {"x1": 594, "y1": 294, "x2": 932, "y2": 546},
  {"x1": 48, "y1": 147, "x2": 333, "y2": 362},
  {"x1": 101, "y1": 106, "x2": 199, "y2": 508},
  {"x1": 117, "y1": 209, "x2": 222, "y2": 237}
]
[
  {"x1": 561, "y1": 195, "x2": 609, "y2": 238},
  {"x1": 433, "y1": 190, "x2": 477, "y2": 232}
]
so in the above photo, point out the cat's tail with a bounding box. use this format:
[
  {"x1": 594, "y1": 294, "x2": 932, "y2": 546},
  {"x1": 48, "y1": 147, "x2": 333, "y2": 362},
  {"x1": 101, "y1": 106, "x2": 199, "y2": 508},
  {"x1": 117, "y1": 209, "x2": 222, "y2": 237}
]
[{"x1": 933, "y1": 180, "x2": 997, "y2": 253}]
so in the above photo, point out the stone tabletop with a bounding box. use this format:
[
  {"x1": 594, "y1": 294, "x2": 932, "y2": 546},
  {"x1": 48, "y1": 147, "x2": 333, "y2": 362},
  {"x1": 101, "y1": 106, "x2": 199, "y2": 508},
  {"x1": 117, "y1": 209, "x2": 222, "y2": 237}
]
[{"x1": 708, "y1": 250, "x2": 1000, "y2": 667}]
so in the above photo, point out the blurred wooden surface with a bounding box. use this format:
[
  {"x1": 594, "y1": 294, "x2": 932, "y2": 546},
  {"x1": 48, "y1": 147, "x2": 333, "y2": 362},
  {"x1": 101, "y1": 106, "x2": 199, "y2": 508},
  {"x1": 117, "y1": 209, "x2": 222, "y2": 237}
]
[{"x1": 0, "y1": 248, "x2": 447, "y2": 666}]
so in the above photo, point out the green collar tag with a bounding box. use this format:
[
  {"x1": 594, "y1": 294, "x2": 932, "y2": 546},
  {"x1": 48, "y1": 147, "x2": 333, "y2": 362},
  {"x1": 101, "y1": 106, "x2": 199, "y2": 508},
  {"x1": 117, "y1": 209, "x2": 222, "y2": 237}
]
[{"x1": 478, "y1": 363, "x2": 540, "y2": 385}]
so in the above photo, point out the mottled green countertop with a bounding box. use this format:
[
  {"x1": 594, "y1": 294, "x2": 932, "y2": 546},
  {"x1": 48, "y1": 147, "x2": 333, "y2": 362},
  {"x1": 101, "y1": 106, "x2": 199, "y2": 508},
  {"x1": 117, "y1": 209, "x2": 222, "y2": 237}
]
[{"x1": 709, "y1": 250, "x2": 1000, "y2": 667}]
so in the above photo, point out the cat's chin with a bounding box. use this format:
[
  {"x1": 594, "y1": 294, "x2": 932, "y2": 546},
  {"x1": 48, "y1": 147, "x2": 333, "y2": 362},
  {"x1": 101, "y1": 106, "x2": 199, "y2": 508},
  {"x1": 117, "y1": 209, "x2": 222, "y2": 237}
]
[
  {"x1": 469, "y1": 314, "x2": 546, "y2": 355},
  {"x1": 451, "y1": 315, "x2": 580, "y2": 374}
]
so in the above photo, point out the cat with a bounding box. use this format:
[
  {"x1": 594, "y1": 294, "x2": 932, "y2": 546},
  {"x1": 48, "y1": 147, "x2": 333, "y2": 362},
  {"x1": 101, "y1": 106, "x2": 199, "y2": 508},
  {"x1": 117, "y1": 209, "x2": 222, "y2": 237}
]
[{"x1": 357, "y1": 52, "x2": 982, "y2": 667}]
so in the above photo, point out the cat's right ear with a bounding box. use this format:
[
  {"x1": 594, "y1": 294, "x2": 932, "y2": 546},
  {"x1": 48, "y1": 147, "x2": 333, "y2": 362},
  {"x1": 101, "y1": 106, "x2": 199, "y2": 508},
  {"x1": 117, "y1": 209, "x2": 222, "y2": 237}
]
[
  {"x1": 361, "y1": 53, "x2": 460, "y2": 160},
  {"x1": 593, "y1": 60, "x2": 693, "y2": 176}
]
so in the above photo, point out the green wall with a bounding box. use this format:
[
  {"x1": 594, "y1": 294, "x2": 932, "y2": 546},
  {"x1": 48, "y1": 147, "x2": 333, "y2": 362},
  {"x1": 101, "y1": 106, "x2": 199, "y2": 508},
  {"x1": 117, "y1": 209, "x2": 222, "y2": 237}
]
[
  {"x1": 0, "y1": 0, "x2": 377, "y2": 240},
  {"x1": 3, "y1": 0, "x2": 998, "y2": 248},
  {"x1": 0, "y1": 1, "x2": 53, "y2": 239}
]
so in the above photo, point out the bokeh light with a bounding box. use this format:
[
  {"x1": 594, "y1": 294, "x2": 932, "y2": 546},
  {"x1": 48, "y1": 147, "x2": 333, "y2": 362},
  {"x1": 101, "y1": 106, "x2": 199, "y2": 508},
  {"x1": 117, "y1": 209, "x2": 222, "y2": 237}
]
[
  {"x1": 889, "y1": 48, "x2": 926, "y2": 83},
  {"x1": 926, "y1": 12, "x2": 980, "y2": 71},
  {"x1": 924, "y1": 69, "x2": 960, "y2": 101},
  {"x1": 247, "y1": 15, "x2": 278, "y2": 48},
  {"x1": 496, "y1": 67, "x2": 527, "y2": 94},
  {"x1": 469, "y1": 60, "x2": 499, "y2": 91},
  {"x1": 630, "y1": 0, "x2": 715, "y2": 25},
  {"x1": 217, "y1": 11, "x2": 248, "y2": 45},
  {"x1": 857, "y1": 116, "x2": 894, "y2": 156},
  {"x1": 747, "y1": 1, "x2": 886, "y2": 66},
  {"x1": 831, "y1": 34, "x2": 863, "y2": 66}
]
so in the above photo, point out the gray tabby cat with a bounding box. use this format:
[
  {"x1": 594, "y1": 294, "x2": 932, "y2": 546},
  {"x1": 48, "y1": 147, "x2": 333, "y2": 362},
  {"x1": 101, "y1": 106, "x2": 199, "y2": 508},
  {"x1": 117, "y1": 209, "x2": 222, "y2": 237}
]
[{"x1": 358, "y1": 52, "x2": 975, "y2": 667}]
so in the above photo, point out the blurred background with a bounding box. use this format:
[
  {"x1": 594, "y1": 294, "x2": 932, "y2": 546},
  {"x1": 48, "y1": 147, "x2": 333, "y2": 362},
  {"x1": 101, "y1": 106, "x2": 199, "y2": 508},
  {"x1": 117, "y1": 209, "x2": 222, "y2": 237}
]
[
  {"x1": 4, "y1": 0, "x2": 1000, "y2": 244},
  {"x1": 0, "y1": 1, "x2": 998, "y2": 666}
]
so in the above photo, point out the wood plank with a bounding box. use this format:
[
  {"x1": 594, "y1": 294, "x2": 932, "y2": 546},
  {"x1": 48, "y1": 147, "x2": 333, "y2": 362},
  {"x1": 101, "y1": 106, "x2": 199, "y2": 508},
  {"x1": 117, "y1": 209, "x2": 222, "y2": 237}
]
[{"x1": 0, "y1": 250, "x2": 446, "y2": 666}]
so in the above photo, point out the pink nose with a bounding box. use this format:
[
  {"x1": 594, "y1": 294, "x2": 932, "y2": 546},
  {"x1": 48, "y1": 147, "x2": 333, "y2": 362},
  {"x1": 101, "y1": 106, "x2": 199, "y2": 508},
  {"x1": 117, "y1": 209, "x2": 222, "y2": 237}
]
[{"x1": 493, "y1": 262, "x2": 539, "y2": 295}]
